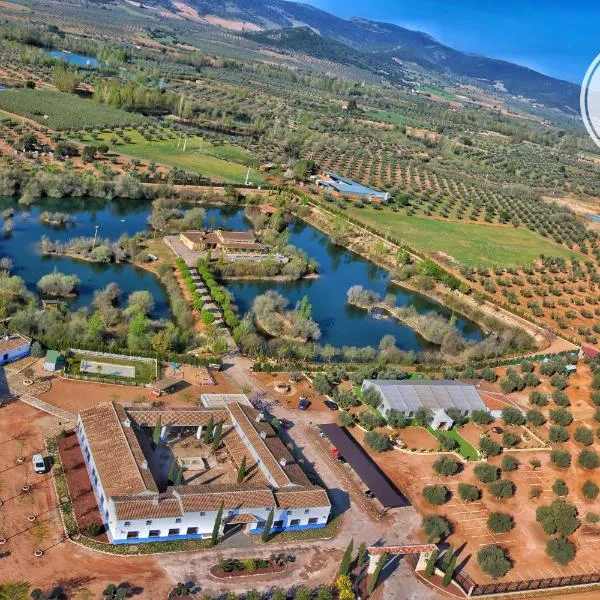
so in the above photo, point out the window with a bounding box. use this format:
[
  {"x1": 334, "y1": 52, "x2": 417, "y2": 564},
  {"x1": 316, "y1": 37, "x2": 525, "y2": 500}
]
[
  {"x1": 126, "y1": 531, "x2": 139, "y2": 539},
  {"x1": 308, "y1": 517, "x2": 319, "y2": 525},
  {"x1": 168, "y1": 528, "x2": 180, "y2": 536},
  {"x1": 146, "y1": 520, "x2": 153, "y2": 526},
  {"x1": 175, "y1": 518, "x2": 182, "y2": 524},
  {"x1": 304, "y1": 509, "x2": 310, "y2": 514},
  {"x1": 256, "y1": 521, "x2": 266, "y2": 529},
  {"x1": 149, "y1": 530, "x2": 160, "y2": 538},
  {"x1": 287, "y1": 510, "x2": 292, "y2": 515},
  {"x1": 123, "y1": 521, "x2": 131, "y2": 527},
  {"x1": 228, "y1": 511, "x2": 234, "y2": 516},
  {"x1": 186, "y1": 527, "x2": 198, "y2": 535},
  {"x1": 290, "y1": 519, "x2": 300, "y2": 526},
  {"x1": 200, "y1": 512, "x2": 205, "y2": 516},
  {"x1": 273, "y1": 520, "x2": 284, "y2": 528}
]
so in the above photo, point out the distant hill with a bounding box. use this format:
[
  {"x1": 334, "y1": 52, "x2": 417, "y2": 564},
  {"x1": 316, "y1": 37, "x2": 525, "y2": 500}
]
[{"x1": 143, "y1": 0, "x2": 580, "y2": 113}]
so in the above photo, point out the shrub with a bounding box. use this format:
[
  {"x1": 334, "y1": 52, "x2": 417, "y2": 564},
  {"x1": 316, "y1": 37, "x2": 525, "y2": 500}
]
[
  {"x1": 550, "y1": 375, "x2": 568, "y2": 390},
  {"x1": 422, "y1": 515, "x2": 452, "y2": 542},
  {"x1": 414, "y1": 407, "x2": 433, "y2": 427},
  {"x1": 502, "y1": 407, "x2": 525, "y2": 426},
  {"x1": 438, "y1": 433, "x2": 458, "y2": 451},
  {"x1": 530, "y1": 485, "x2": 542, "y2": 499},
  {"x1": 546, "y1": 537, "x2": 576, "y2": 565},
  {"x1": 549, "y1": 408, "x2": 573, "y2": 426},
  {"x1": 526, "y1": 409, "x2": 546, "y2": 426},
  {"x1": 488, "y1": 479, "x2": 515, "y2": 499},
  {"x1": 549, "y1": 425, "x2": 569, "y2": 443},
  {"x1": 529, "y1": 391, "x2": 548, "y2": 406},
  {"x1": 471, "y1": 410, "x2": 493, "y2": 425},
  {"x1": 338, "y1": 411, "x2": 354, "y2": 428},
  {"x1": 501, "y1": 455, "x2": 519, "y2": 472},
  {"x1": 487, "y1": 513, "x2": 513, "y2": 533},
  {"x1": 574, "y1": 426, "x2": 594, "y2": 446},
  {"x1": 474, "y1": 463, "x2": 499, "y2": 483},
  {"x1": 433, "y1": 456, "x2": 460, "y2": 476},
  {"x1": 479, "y1": 435, "x2": 502, "y2": 457},
  {"x1": 550, "y1": 450, "x2": 571, "y2": 468},
  {"x1": 502, "y1": 431, "x2": 520, "y2": 448},
  {"x1": 552, "y1": 479, "x2": 569, "y2": 497},
  {"x1": 582, "y1": 480, "x2": 599, "y2": 499},
  {"x1": 364, "y1": 431, "x2": 390, "y2": 452},
  {"x1": 359, "y1": 411, "x2": 384, "y2": 431},
  {"x1": 457, "y1": 483, "x2": 480, "y2": 502},
  {"x1": 578, "y1": 449, "x2": 600, "y2": 470},
  {"x1": 477, "y1": 545, "x2": 512, "y2": 578},
  {"x1": 422, "y1": 485, "x2": 449, "y2": 505},
  {"x1": 386, "y1": 409, "x2": 409, "y2": 428},
  {"x1": 552, "y1": 390, "x2": 570, "y2": 407},
  {"x1": 87, "y1": 522, "x2": 102, "y2": 537},
  {"x1": 536, "y1": 499, "x2": 580, "y2": 536}
]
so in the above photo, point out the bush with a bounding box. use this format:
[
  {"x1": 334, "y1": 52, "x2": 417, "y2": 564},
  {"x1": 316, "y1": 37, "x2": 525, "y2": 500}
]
[
  {"x1": 386, "y1": 409, "x2": 409, "y2": 428},
  {"x1": 582, "y1": 480, "x2": 599, "y2": 500},
  {"x1": 488, "y1": 479, "x2": 515, "y2": 499},
  {"x1": 359, "y1": 411, "x2": 384, "y2": 431},
  {"x1": 501, "y1": 455, "x2": 519, "y2": 472},
  {"x1": 338, "y1": 411, "x2": 354, "y2": 428},
  {"x1": 578, "y1": 449, "x2": 600, "y2": 470},
  {"x1": 457, "y1": 483, "x2": 480, "y2": 502},
  {"x1": 414, "y1": 407, "x2": 433, "y2": 427},
  {"x1": 552, "y1": 479, "x2": 569, "y2": 497},
  {"x1": 502, "y1": 407, "x2": 525, "y2": 426},
  {"x1": 312, "y1": 372, "x2": 333, "y2": 395},
  {"x1": 549, "y1": 408, "x2": 573, "y2": 426},
  {"x1": 549, "y1": 425, "x2": 569, "y2": 443},
  {"x1": 474, "y1": 463, "x2": 499, "y2": 483},
  {"x1": 502, "y1": 431, "x2": 520, "y2": 448},
  {"x1": 487, "y1": 513, "x2": 513, "y2": 533},
  {"x1": 87, "y1": 522, "x2": 102, "y2": 537},
  {"x1": 422, "y1": 485, "x2": 449, "y2": 505},
  {"x1": 477, "y1": 545, "x2": 512, "y2": 578},
  {"x1": 530, "y1": 485, "x2": 542, "y2": 499},
  {"x1": 574, "y1": 426, "x2": 594, "y2": 446},
  {"x1": 551, "y1": 375, "x2": 568, "y2": 390},
  {"x1": 422, "y1": 515, "x2": 452, "y2": 542},
  {"x1": 546, "y1": 537, "x2": 576, "y2": 565},
  {"x1": 552, "y1": 390, "x2": 570, "y2": 407},
  {"x1": 471, "y1": 410, "x2": 493, "y2": 425},
  {"x1": 438, "y1": 433, "x2": 458, "y2": 451},
  {"x1": 550, "y1": 450, "x2": 571, "y2": 468},
  {"x1": 433, "y1": 456, "x2": 460, "y2": 476},
  {"x1": 529, "y1": 391, "x2": 548, "y2": 406},
  {"x1": 479, "y1": 435, "x2": 502, "y2": 457},
  {"x1": 526, "y1": 409, "x2": 546, "y2": 426},
  {"x1": 364, "y1": 431, "x2": 390, "y2": 452},
  {"x1": 536, "y1": 499, "x2": 580, "y2": 536}
]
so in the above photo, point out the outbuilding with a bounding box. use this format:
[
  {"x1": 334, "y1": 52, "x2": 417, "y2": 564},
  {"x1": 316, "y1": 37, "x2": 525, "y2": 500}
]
[
  {"x1": 43, "y1": 350, "x2": 63, "y2": 372},
  {"x1": 0, "y1": 333, "x2": 31, "y2": 365}
]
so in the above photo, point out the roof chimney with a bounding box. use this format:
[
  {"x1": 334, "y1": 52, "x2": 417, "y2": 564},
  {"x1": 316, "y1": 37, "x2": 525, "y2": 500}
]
[
  {"x1": 255, "y1": 412, "x2": 264, "y2": 423},
  {"x1": 122, "y1": 417, "x2": 131, "y2": 428},
  {"x1": 279, "y1": 457, "x2": 287, "y2": 467},
  {"x1": 260, "y1": 431, "x2": 267, "y2": 440}
]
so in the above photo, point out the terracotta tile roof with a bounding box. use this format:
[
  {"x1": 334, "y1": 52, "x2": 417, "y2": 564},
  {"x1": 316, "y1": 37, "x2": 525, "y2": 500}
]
[
  {"x1": 227, "y1": 513, "x2": 258, "y2": 524},
  {"x1": 0, "y1": 333, "x2": 30, "y2": 353},
  {"x1": 79, "y1": 403, "x2": 148, "y2": 497},
  {"x1": 174, "y1": 483, "x2": 275, "y2": 512},
  {"x1": 221, "y1": 426, "x2": 268, "y2": 485},
  {"x1": 216, "y1": 230, "x2": 256, "y2": 243},
  {"x1": 112, "y1": 495, "x2": 183, "y2": 520},
  {"x1": 274, "y1": 486, "x2": 330, "y2": 510},
  {"x1": 282, "y1": 463, "x2": 311, "y2": 486},
  {"x1": 227, "y1": 403, "x2": 292, "y2": 487},
  {"x1": 126, "y1": 408, "x2": 229, "y2": 427}
]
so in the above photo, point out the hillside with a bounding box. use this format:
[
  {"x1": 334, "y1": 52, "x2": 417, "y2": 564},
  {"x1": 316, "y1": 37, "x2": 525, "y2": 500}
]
[{"x1": 156, "y1": 0, "x2": 580, "y2": 113}]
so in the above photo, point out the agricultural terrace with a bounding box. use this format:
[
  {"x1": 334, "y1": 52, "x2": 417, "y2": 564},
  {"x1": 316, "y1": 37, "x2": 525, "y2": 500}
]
[
  {"x1": 0, "y1": 89, "x2": 146, "y2": 130},
  {"x1": 72, "y1": 126, "x2": 266, "y2": 184},
  {"x1": 64, "y1": 349, "x2": 157, "y2": 385},
  {"x1": 343, "y1": 204, "x2": 581, "y2": 267},
  {"x1": 335, "y1": 354, "x2": 600, "y2": 586}
]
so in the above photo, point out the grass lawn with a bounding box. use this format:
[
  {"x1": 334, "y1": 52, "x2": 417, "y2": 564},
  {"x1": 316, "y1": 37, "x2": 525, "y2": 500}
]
[
  {"x1": 366, "y1": 109, "x2": 409, "y2": 127},
  {"x1": 66, "y1": 350, "x2": 157, "y2": 385},
  {"x1": 76, "y1": 128, "x2": 265, "y2": 185},
  {"x1": 421, "y1": 86, "x2": 460, "y2": 101},
  {"x1": 428, "y1": 426, "x2": 479, "y2": 461},
  {"x1": 345, "y1": 206, "x2": 581, "y2": 267},
  {"x1": 0, "y1": 89, "x2": 145, "y2": 130}
]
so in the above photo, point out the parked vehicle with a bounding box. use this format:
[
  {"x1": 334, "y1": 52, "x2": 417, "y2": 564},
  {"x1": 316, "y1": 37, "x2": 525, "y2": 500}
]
[
  {"x1": 364, "y1": 489, "x2": 375, "y2": 499},
  {"x1": 298, "y1": 396, "x2": 310, "y2": 410},
  {"x1": 324, "y1": 400, "x2": 339, "y2": 411},
  {"x1": 32, "y1": 454, "x2": 46, "y2": 474}
]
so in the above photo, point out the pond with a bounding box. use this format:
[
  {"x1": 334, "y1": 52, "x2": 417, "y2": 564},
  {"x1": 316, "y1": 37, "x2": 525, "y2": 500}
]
[
  {"x1": 46, "y1": 50, "x2": 100, "y2": 68},
  {"x1": 221, "y1": 209, "x2": 483, "y2": 351},
  {"x1": 0, "y1": 198, "x2": 170, "y2": 318}
]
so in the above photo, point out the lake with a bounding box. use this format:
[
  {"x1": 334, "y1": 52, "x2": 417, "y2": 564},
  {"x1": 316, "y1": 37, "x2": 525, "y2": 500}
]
[
  {"x1": 46, "y1": 50, "x2": 100, "y2": 68},
  {"x1": 0, "y1": 200, "x2": 482, "y2": 349}
]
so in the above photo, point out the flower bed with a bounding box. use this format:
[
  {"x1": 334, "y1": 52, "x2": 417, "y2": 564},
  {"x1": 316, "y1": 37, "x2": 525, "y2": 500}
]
[{"x1": 209, "y1": 557, "x2": 289, "y2": 579}]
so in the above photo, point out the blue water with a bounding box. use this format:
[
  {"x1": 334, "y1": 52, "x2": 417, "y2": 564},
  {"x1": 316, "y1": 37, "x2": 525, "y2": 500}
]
[
  {"x1": 46, "y1": 50, "x2": 100, "y2": 68},
  {"x1": 0, "y1": 201, "x2": 482, "y2": 349}
]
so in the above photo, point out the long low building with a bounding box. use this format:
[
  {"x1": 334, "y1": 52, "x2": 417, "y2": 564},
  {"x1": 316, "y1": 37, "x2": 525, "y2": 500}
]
[
  {"x1": 76, "y1": 400, "x2": 330, "y2": 544},
  {"x1": 361, "y1": 379, "x2": 489, "y2": 429},
  {"x1": 179, "y1": 229, "x2": 266, "y2": 256}
]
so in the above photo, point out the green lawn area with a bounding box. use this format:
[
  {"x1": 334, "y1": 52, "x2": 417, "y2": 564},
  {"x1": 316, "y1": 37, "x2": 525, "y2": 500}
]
[
  {"x1": 366, "y1": 109, "x2": 409, "y2": 127},
  {"x1": 77, "y1": 128, "x2": 265, "y2": 184},
  {"x1": 66, "y1": 350, "x2": 157, "y2": 385},
  {"x1": 345, "y1": 206, "x2": 581, "y2": 267},
  {"x1": 0, "y1": 89, "x2": 145, "y2": 130},
  {"x1": 421, "y1": 86, "x2": 460, "y2": 101},
  {"x1": 427, "y1": 426, "x2": 479, "y2": 461}
]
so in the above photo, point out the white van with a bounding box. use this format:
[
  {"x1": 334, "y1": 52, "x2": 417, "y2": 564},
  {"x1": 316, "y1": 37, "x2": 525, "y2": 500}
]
[{"x1": 32, "y1": 454, "x2": 46, "y2": 474}]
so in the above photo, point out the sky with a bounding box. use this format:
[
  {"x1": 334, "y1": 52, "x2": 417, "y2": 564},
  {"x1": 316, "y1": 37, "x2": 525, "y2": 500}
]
[{"x1": 304, "y1": 0, "x2": 599, "y2": 84}]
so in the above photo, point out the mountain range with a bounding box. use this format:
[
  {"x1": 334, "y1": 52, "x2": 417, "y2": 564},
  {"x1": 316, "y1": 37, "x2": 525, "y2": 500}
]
[{"x1": 145, "y1": 0, "x2": 581, "y2": 113}]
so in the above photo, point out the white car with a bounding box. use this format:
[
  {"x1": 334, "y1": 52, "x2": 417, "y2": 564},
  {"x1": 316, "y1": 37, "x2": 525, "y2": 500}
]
[{"x1": 32, "y1": 454, "x2": 46, "y2": 474}]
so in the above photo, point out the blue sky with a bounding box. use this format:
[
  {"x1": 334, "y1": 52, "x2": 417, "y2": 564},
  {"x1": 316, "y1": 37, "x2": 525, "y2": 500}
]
[{"x1": 304, "y1": 0, "x2": 598, "y2": 84}]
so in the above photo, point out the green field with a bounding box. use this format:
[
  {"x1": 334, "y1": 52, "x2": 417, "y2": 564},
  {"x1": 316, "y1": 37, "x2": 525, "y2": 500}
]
[
  {"x1": 0, "y1": 89, "x2": 146, "y2": 130},
  {"x1": 367, "y1": 109, "x2": 409, "y2": 127},
  {"x1": 66, "y1": 350, "x2": 157, "y2": 385},
  {"x1": 77, "y1": 128, "x2": 265, "y2": 184},
  {"x1": 345, "y1": 206, "x2": 581, "y2": 267},
  {"x1": 421, "y1": 86, "x2": 460, "y2": 101}
]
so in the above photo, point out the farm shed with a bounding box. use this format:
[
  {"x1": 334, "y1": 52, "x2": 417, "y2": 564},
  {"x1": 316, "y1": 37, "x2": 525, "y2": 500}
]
[{"x1": 43, "y1": 350, "x2": 63, "y2": 372}]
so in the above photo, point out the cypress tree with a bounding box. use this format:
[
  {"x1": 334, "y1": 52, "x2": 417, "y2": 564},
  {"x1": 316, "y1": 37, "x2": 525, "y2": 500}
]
[
  {"x1": 424, "y1": 549, "x2": 439, "y2": 578},
  {"x1": 261, "y1": 509, "x2": 274, "y2": 542},
  {"x1": 174, "y1": 463, "x2": 184, "y2": 485},
  {"x1": 211, "y1": 501, "x2": 224, "y2": 547},
  {"x1": 152, "y1": 418, "x2": 161, "y2": 447},
  {"x1": 367, "y1": 553, "x2": 387, "y2": 594},
  {"x1": 338, "y1": 538, "x2": 354, "y2": 576},
  {"x1": 357, "y1": 541, "x2": 368, "y2": 567},
  {"x1": 212, "y1": 420, "x2": 223, "y2": 451},
  {"x1": 237, "y1": 456, "x2": 247, "y2": 484},
  {"x1": 204, "y1": 416, "x2": 214, "y2": 444}
]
